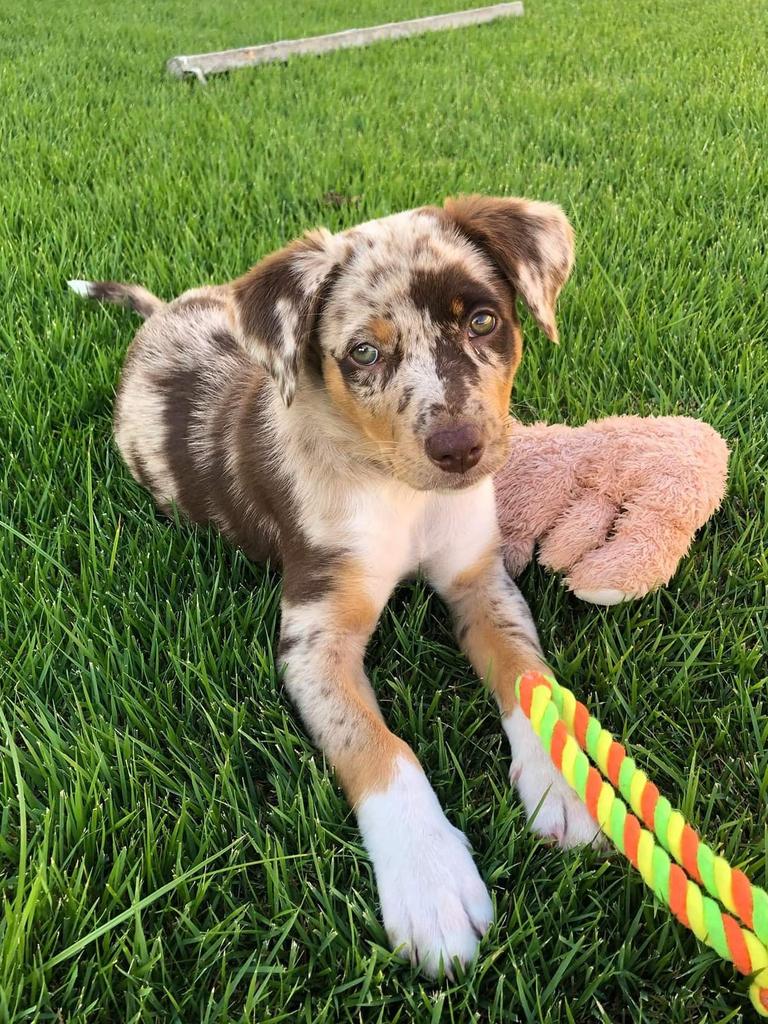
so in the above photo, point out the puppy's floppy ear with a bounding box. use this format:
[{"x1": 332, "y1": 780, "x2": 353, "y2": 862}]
[
  {"x1": 233, "y1": 228, "x2": 341, "y2": 405},
  {"x1": 444, "y1": 195, "x2": 574, "y2": 342}
]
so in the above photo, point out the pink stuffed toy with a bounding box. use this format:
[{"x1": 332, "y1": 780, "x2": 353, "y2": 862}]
[{"x1": 494, "y1": 415, "x2": 729, "y2": 605}]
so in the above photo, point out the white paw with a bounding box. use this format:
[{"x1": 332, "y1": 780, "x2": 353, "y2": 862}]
[
  {"x1": 504, "y1": 707, "x2": 605, "y2": 849},
  {"x1": 357, "y1": 757, "x2": 493, "y2": 978}
]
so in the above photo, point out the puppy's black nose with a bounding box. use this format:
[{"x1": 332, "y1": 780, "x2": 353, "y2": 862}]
[{"x1": 425, "y1": 424, "x2": 485, "y2": 473}]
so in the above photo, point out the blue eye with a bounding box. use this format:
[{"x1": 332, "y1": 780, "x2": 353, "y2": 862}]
[{"x1": 350, "y1": 343, "x2": 379, "y2": 366}]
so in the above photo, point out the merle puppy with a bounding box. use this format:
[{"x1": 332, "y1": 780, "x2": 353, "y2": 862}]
[{"x1": 70, "y1": 195, "x2": 598, "y2": 977}]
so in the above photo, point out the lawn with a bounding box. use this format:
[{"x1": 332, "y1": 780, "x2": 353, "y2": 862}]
[{"x1": 1, "y1": 0, "x2": 767, "y2": 1020}]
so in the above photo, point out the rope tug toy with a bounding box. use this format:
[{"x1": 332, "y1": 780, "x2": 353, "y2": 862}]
[{"x1": 514, "y1": 671, "x2": 768, "y2": 1015}]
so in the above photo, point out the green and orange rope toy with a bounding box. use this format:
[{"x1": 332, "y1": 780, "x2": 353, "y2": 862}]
[{"x1": 515, "y1": 671, "x2": 768, "y2": 1015}]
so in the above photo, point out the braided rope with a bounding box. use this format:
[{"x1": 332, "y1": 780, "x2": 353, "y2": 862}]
[
  {"x1": 515, "y1": 671, "x2": 768, "y2": 1015},
  {"x1": 544, "y1": 673, "x2": 768, "y2": 943}
]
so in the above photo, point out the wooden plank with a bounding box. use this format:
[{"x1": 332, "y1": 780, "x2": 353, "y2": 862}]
[{"x1": 167, "y1": 3, "x2": 524, "y2": 82}]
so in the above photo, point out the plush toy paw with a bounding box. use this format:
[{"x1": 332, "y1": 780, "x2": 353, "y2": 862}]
[
  {"x1": 570, "y1": 588, "x2": 630, "y2": 606},
  {"x1": 495, "y1": 416, "x2": 728, "y2": 603}
]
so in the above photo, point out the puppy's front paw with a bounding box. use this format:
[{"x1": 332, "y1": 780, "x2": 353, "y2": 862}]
[
  {"x1": 357, "y1": 758, "x2": 493, "y2": 978},
  {"x1": 504, "y1": 707, "x2": 605, "y2": 849},
  {"x1": 512, "y1": 754, "x2": 605, "y2": 848}
]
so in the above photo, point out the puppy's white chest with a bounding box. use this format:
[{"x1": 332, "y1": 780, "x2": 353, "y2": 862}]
[
  {"x1": 415, "y1": 478, "x2": 499, "y2": 580},
  {"x1": 347, "y1": 483, "x2": 430, "y2": 578},
  {"x1": 348, "y1": 477, "x2": 498, "y2": 582}
]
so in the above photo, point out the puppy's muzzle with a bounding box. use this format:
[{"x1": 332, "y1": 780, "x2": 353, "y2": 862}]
[{"x1": 425, "y1": 423, "x2": 484, "y2": 474}]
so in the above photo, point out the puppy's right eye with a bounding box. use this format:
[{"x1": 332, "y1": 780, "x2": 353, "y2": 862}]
[{"x1": 349, "y1": 343, "x2": 379, "y2": 366}]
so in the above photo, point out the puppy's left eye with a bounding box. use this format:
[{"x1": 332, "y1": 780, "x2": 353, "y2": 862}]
[{"x1": 468, "y1": 312, "x2": 497, "y2": 337}]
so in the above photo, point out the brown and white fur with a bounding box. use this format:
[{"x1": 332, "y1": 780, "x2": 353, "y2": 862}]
[{"x1": 69, "y1": 196, "x2": 599, "y2": 978}]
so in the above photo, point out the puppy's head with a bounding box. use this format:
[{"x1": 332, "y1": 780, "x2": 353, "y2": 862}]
[{"x1": 234, "y1": 196, "x2": 574, "y2": 491}]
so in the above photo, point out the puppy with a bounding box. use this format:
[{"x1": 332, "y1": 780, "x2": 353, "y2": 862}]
[{"x1": 70, "y1": 196, "x2": 599, "y2": 977}]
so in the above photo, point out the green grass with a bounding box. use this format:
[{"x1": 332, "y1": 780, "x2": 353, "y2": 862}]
[{"x1": 1, "y1": 0, "x2": 767, "y2": 1020}]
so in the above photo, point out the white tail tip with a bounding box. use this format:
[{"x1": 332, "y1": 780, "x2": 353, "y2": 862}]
[{"x1": 67, "y1": 279, "x2": 93, "y2": 297}]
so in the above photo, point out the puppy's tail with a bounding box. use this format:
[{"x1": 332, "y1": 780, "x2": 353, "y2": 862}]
[{"x1": 67, "y1": 279, "x2": 164, "y2": 319}]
